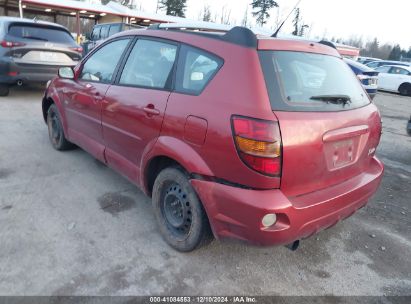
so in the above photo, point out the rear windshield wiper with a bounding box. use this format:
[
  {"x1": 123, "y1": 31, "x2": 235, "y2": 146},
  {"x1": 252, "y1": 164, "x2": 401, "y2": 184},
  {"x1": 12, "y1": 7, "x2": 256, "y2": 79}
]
[
  {"x1": 310, "y1": 94, "x2": 352, "y2": 106},
  {"x1": 23, "y1": 36, "x2": 48, "y2": 41}
]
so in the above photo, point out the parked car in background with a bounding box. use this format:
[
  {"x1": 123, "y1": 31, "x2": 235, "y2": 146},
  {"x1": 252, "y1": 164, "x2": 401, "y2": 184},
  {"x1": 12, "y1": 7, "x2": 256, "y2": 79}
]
[
  {"x1": 344, "y1": 58, "x2": 379, "y2": 99},
  {"x1": 0, "y1": 17, "x2": 81, "y2": 96},
  {"x1": 375, "y1": 65, "x2": 411, "y2": 96},
  {"x1": 42, "y1": 24, "x2": 383, "y2": 252},
  {"x1": 357, "y1": 56, "x2": 381, "y2": 65},
  {"x1": 366, "y1": 60, "x2": 411, "y2": 69},
  {"x1": 82, "y1": 22, "x2": 143, "y2": 55}
]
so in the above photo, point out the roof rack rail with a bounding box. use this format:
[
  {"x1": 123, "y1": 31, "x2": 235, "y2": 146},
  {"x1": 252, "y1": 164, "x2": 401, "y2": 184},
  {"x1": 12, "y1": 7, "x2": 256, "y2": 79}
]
[{"x1": 148, "y1": 23, "x2": 262, "y2": 48}]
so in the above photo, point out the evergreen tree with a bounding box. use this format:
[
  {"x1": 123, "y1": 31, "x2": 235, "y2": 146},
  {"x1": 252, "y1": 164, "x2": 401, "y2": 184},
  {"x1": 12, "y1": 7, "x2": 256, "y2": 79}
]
[
  {"x1": 388, "y1": 44, "x2": 402, "y2": 60},
  {"x1": 292, "y1": 8, "x2": 300, "y2": 35},
  {"x1": 159, "y1": 0, "x2": 187, "y2": 17},
  {"x1": 291, "y1": 8, "x2": 308, "y2": 36},
  {"x1": 251, "y1": 0, "x2": 279, "y2": 26},
  {"x1": 201, "y1": 5, "x2": 212, "y2": 22}
]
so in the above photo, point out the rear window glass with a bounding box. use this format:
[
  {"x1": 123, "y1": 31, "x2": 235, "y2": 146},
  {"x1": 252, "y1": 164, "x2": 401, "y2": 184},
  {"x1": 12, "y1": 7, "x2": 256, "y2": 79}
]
[
  {"x1": 8, "y1": 24, "x2": 74, "y2": 44},
  {"x1": 259, "y1": 51, "x2": 370, "y2": 112}
]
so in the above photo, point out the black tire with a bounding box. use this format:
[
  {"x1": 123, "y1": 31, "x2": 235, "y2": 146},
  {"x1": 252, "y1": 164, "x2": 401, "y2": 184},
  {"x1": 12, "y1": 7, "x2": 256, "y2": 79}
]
[
  {"x1": 398, "y1": 83, "x2": 411, "y2": 96},
  {"x1": 47, "y1": 104, "x2": 74, "y2": 150},
  {"x1": 0, "y1": 84, "x2": 10, "y2": 97},
  {"x1": 152, "y1": 167, "x2": 212, "y2": 252}
]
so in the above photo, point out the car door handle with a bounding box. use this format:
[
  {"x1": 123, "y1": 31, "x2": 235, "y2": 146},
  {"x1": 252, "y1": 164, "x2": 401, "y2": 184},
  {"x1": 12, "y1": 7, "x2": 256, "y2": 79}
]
[{"x1": 143, "y1": 105, "x2": 160, "y2": 116}]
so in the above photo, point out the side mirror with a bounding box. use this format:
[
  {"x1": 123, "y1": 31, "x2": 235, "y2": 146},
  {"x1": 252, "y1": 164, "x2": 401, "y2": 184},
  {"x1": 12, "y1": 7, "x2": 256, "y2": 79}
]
[
  {"x1": 58, "y1": 67, "x2": 74, "y2": 79},
  {"x1": 85, "y1": 32, "x2": 92, "y2": 40}
]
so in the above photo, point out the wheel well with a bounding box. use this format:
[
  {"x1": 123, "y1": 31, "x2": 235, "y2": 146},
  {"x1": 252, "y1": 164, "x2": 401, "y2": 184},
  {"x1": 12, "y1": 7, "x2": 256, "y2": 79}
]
[
  {"x1": 42, "y1": 97, "x2": 54, "y2": 122},
  {"x1": 145, "y1": 156, "x2": 185, "y2": 196},
  {"x1": 399, "y1": 82, "x2": 411, "y2": 89}
]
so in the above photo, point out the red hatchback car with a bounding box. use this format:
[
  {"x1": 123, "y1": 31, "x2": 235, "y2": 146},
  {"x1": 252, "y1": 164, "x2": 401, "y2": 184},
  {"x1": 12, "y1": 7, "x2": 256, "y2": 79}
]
[{"x1": 42, "y1": 24, "x2": 384, "y2": 252}]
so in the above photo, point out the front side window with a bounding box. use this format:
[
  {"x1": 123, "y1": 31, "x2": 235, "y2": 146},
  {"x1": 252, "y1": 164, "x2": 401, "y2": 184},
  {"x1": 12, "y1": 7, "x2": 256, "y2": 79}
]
[
  {"x1": 80, "y1": 38, "x2": 130, "y2": 83},
  {"x1": 259, "y1": 51, "x2": 370, "y2": 112},
  {"x1": 375, "y1": 66, "x2": 391, "y2": 73},
  {"x1": 175, "y1": 46, "x2": 222, "y2": 95},
  {"x1": 119, "y1": 39, "x2": 177, "y2": 89}
]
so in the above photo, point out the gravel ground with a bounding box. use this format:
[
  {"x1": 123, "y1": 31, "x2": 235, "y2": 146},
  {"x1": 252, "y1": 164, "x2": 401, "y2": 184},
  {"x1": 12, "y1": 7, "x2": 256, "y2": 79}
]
[{"x1": 0, "y1": 86, "x2": 410, "y2": 296}]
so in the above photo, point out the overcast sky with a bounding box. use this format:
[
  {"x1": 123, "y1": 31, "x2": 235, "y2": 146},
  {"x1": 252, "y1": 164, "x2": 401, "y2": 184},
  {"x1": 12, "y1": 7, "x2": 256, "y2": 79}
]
[{"x1": 135, "y1": 0, "x2": 410, "y2": 49}]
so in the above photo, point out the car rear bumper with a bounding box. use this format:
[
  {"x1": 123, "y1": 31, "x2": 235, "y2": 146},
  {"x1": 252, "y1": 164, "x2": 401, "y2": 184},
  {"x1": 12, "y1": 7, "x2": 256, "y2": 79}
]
[
  {"x1": 0, "y1": 58, "x2": 76, "y2": 84},
  {"x1": 191, "y1": 156, "x2": 384, "y2": 246}
]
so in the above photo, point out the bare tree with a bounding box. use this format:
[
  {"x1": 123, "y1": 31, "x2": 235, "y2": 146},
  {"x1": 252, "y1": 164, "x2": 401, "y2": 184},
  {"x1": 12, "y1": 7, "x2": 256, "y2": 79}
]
[
  {"x1": 200, "y1": 5, "x2": 212, "y2": 22},
  {"x1": 241, "y1": 5, "x2": 249, "y2": 27},
  {"x1": 220, "y1": 6, "x2": 232, "y2": 25}
]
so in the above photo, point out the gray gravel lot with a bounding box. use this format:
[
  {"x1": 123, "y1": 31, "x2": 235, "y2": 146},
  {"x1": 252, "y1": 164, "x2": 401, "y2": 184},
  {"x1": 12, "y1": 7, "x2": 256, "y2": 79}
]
[{"x1": 0, "y1": 86, "x2": 410, "y2": 296}]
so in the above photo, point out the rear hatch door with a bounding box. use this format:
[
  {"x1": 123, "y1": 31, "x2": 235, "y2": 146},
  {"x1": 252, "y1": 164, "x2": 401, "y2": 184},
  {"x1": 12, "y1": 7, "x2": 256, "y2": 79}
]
[
  {"x1": 258, "y1": 46, "x2": 382, "y2": 199},
  {"x1": 5, "y1": 22, "x2": 81, "y2": 65}
]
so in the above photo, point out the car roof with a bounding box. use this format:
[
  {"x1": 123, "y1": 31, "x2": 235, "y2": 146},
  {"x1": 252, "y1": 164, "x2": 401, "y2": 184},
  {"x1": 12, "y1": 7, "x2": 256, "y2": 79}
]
[
  {"x1": 112, "y1": 25, "x2": 340, "y2": 57},
  {"x1": 380, "y1": 65, "x2": 411, "y2": 72},
  {"x1": 0, "y1": 16, "x2": 70, "y2": 31}
]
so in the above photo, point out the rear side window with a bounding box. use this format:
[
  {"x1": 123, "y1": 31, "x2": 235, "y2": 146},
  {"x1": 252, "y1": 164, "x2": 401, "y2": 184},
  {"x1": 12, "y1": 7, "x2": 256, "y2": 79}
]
[
  {"x1": 108, "y1": 24, "x2": 121, "y2": 37},
  {"x1": 390, "y1": 67, "x2": 409, "y2": 75},
  {"x1": 259, "y1": 51, "x2": 370, "y2": 112},
  {"x1": 366, "y1": 61, "x2": 380, "y2": 69},
  {"x1": 175, "y1": 46, "x2": 222, "y2": 95},
  {"x1": 100, "y1": 25, "x2": 109, "y2": 40},
  {"x1": 92, "y1": 26, "x2": 101, "y2": 40},
  {"x1": 8, "y1": 24, "x2": 74, "y2": 44},
  {"x1": 80, "y1": 38, "x2": 130, "y2": 83},
  {"x1": 119, "y1": 39, "x2": 177, "y2": 89}
]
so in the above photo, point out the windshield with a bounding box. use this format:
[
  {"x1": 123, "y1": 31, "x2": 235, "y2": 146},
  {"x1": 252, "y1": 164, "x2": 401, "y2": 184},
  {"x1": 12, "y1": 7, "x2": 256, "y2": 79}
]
[
  {"x1": 8, "y1": 24, "x2": 75, "y2": 44},
  {"x1": 259, "y1": 51, "x2": 370, "y2": 112}
]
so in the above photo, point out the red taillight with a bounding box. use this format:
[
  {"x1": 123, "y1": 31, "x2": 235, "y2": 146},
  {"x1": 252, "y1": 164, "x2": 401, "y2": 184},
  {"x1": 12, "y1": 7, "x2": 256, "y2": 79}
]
[
  {"x1": 70, "y1": 47, "x2": 83, "y2": 53},
  {"x1": 232, "y1": 115, "x2": 282, "y2": 177},
  {"x1": 0, "y1": 40, "x2": 26, "y2": 48}
]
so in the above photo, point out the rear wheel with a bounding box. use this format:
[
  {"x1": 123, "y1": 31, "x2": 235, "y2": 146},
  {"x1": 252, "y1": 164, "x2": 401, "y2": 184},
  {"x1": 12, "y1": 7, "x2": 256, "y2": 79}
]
[
  {"x1": 47, "y1": 104, "x2": 74, "y2": 150},
  {"x1": 152, "y1": 167, "x2": 212, "y2": 252},
  {"x1": 398, "y1": 83, "x2": 411, "y2": 96},
  {"x1": 0, "y1": 84, "x2": 10, "y2": 97}
]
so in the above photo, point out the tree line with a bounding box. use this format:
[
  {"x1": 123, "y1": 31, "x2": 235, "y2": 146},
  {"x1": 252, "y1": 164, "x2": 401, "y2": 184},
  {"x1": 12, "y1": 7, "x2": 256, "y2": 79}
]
[{"x1": 331, "y1": 36, "x2": 411, "y2": 61}]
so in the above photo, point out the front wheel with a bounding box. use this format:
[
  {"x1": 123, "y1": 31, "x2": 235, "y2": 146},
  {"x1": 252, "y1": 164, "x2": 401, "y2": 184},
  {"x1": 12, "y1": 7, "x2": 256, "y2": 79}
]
[
  {"x1": 47, "y1": 104, "x2": 74, "y2": 150},
  {"x1": 152, "y1": 167, "x2": 212, "y2": 252}
]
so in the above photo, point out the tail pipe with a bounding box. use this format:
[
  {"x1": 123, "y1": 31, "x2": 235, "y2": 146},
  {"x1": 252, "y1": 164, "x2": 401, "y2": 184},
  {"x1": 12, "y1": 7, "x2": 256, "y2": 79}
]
[
  {"x1": 285, "y1": 240, "x2": 300, "y2": 251},
  {"x1": 16, "y1": 80, "x2": 23, "y2": 86}
]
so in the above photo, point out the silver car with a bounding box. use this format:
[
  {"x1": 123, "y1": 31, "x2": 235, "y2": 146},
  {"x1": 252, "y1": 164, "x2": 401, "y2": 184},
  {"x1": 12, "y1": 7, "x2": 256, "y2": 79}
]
[{"x1": 0, "y1": 17, "x2": 82, "y2": 96}]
